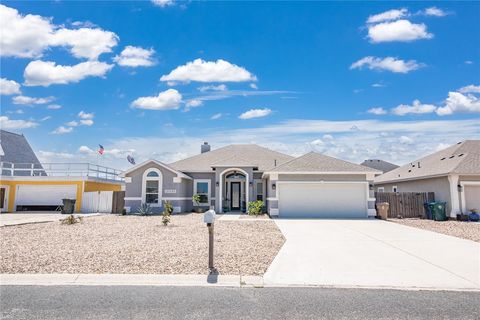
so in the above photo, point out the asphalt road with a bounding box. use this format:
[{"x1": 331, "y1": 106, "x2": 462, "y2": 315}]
[{"x1": 1, "y1": 286, "x2": 479, "y2": 320}]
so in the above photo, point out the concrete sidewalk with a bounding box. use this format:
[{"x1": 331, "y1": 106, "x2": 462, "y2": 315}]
[{"x1": 0, "y1": 274, "x2": 263, "y2": 288}]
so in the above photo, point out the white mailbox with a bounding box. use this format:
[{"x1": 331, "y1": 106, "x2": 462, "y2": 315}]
[{"x1": 203, "y1": 209, "x2": 216, "y2": 224}]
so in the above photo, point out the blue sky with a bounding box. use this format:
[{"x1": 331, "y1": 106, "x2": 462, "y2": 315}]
[{"x1": 1, "y1": 1, "x2": 479, "y2": 169}]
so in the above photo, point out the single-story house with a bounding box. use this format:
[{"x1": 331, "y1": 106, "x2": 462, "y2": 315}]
[
  {"x1": 374, "y1": 140, "x2": 480, "y2": 218},
  {"x1": 122, "y1": 143, "x2": 379, "y2": 218},
  {"x1": 0, "y1": 130, "x2": 123, "y2": 213}
]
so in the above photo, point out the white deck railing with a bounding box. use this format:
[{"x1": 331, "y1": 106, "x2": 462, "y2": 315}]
[{"x1": 0, "y1": 162, "x2": 122, "y2": 181}]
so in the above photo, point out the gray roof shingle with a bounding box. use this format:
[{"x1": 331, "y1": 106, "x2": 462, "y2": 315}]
[
  {"x1": 0, "y1": 130, "x2": 42, "y2": 165},
  {"x1": 361, "y1": 159, "x2": 399, "y2": 173},
  {"x1": 266, "y1": 151, "x2": 380, "y2": 173},
  {"x1": 169, "y1": 144, "x2": 294, "y2": 172},
  {"x1": 375, "y1": 140, "x2": 480, "y2": 183}
]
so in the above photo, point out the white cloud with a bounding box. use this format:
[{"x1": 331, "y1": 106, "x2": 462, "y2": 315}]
[
  {"x1": 151, "y1": 0, "x2": 175, "y2": 7},
  {"x1": 198, "y1": 84, "x2": 227, "y2": 92},
  {"x1": 372, "y1": 82, "x2": 386, "y2": 88},
  {"x1": 398, "y1": 135, "x2": 414, "y2": 145},
  {"x1": 80, "y1": 119, "x2": 94, "y2": 126},
  {"x1": 323, "y1": 134, "x2": 334, "y2": 141},
  {"x1": 367, "y1": 107, "x2": 388, "y2": 115},
  {"x1": 0, "y1": 116, "x2": 38, "y2": 129},
  {"x1": 24, "y1": 60, "x2": 114, "y2": 87},
  {"x1": 465, "y1": 60, "x2": 474, "y2": 65},
  {"x1": 78, "y1": 111, "x2": 94, "y2": 119},
  {"x1": 40, "y1": 116, "x2": 51, "y2": 122},
  {"x1": 47, "y1": 104, "x2": 62, "y2": 110},
  {"x1": 160, "y1": 59, "x2": 257, "y2": 83},
  {"x1": 49, "y1": 27, "x2": 118, "y2": 60},
  {"x1": 184, "y1": 99, "x2": 203, "y2": 111},
  {"x1": 0, "y1": 4, "x2": 54, "y2": 58},
  {"x1": 436, "y1": 92, "x2": 480, "y2": 116},
  {"x1": 114, "y1": 46, "x2": 156, "y2": 67},
  {"x1": 78, "y1": 145, "x2": 94, "y2": 154},
  {"x1": 368, "y1": 19, "x2": 433, "y2": 43},
  {"x1": 250, "y1": 83, "x2": 258, "y2": 90},
  {"x1": 52, "y1": 126, "x2": 73, "y2": 134},
  {"x1": 367, "y1": 8, "x2": 408, "y2": 24},
  {"x1": 66, "y1": 121, "x2": 78, "y2": 127},
  {"x1": 12, "y1": 95, "x2": 54, "y2": 105},
  {"x1": 0, "y1": 5, "x2": 118, "y2": 60},
  {"x1": 239, "y1": 108, "x2": 272, "y2": 120},
  {"x1": 350, "y1": 56, "x2": 423, "y2": 73},
  {"x1": 423, "y1": 7, "x2": 447, "y2": 17},
  {"x1": 0, "y1": 78, "x2": 21, "y2": 95},
  {"x1": 131, "y1": 89, "x2": 182, "y2": 110},
  {"x1": 210, "y1": 113, "x2": 222, "y2": 120},
  {"x1": 458, "y1": 84, "x2": 480, "y2": 94},
  {"x1": 391, "y1": 99, "x2": 437, "y2": 116}
]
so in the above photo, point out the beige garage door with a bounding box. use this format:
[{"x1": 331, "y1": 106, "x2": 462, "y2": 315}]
[
  {"x1": 464, "y1": 185, "x2": 480, "y2": 212},
  {"x1": 278, "y1": 182, "x2": 367, "y2": 218}
]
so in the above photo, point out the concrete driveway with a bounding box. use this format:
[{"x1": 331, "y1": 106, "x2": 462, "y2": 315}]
[{"x1": 264, "y1": 219, "x2": 480, "y2": 290}]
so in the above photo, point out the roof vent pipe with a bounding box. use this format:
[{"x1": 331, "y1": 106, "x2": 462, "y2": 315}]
[
  {"x1": 201, "y1": 142, "x2": 211, "y2": 154},
  {"x1": 418, "y1": 161, "x2": 421, "y2": 168},
  {"x1": 274, "y1": 159, "x2": 277, "y2": 167}
]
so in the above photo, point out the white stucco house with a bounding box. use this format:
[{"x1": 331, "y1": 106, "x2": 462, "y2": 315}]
[{"x1": 121, "y1": 143, "x2": 379, "y2": 218}]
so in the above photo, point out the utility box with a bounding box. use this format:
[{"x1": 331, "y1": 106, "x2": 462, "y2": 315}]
[{"x1": 376, "y1": 202, "x2": 389, "y2": 220}]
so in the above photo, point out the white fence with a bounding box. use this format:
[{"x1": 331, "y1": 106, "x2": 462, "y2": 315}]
[{"x1": 81, "y1": 191, "x2": 113, "y2": 213}]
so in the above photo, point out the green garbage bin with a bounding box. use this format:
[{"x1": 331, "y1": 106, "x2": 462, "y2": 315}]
[
  {"x1": 62, "y1": 199, "x2": 76, "y2": 214},
  {"x1": 431, "y1": 202, "x2": 447, "y2": 221}
]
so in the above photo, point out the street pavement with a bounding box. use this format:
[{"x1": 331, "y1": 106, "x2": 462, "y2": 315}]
[{"x1": 1, "y1": 285, "x2": 479, "y2": 320}]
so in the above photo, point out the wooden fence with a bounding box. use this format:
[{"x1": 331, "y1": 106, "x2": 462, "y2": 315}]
[
  {"x1": 112, "y1": 191, "x2": 125, "y2": 214},
  {"x1": 374, "y1": 192, "x2": 435, "y2": 218}
]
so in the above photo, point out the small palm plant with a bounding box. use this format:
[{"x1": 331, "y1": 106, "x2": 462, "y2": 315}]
[
  {"x1": 192, "y1": 194, "x2": 203, "y2": 213},
  {"x1": 136, "y1": 203, "x2": 153, "y2": 216},
  {"x1": 162, "y1": 201, "x2": 173, "y2": 226}
]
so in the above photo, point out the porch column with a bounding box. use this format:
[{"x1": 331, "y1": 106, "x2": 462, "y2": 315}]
[{"x1": 448, "y1": 174, "x2": 460, "y2": 218}]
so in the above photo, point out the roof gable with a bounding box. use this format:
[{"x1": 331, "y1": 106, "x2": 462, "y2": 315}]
[
  {"x1": 361, "y1": 159, "x2": 399, "y2": 173},
  {"x1": 266, "y1": 152, "x2": 380, "y2": 173},
  {"x1": 0, "y1": 130, "x2": 42, "y2": 165},
  {"x1": 121, "y1": 159, "x2": 192, "y2": 179},
  {"x1": 375, "y1": 140, "x2": 480, "y2": 183}
]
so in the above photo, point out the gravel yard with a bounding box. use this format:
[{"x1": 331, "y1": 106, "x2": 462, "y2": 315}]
[
  {"x1": 390, "y1": 218, "x2": 480, "y2": 242},
  {"x1": 0, "y1": 214, "x2": 285, "y2": 275}
]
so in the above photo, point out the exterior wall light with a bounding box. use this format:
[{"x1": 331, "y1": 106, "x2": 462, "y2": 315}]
[
  {"x1": 272, "y1": 183, "x2": 276, "y2": 190},
  {"x1": 457, "y1": 184, "x2": 463, "y2": 192}
]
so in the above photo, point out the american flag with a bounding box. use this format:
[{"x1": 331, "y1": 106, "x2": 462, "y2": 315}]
[{"x1": 98, "y1": 144, "x2": 104, "y2": 155}]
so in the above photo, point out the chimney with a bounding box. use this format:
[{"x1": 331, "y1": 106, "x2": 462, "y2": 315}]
[{"x1": 201, "y1": 142, "x2": 211, "y2": 154}]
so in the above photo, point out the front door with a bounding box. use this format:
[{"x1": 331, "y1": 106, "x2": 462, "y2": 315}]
[{"x1": 230, "y1": 182, "x2": 241, "y2": 211}]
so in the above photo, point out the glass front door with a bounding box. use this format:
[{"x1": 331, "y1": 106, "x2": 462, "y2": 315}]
[{"x1": 230, "y1": 182, "x2": 241, "y2": 211}]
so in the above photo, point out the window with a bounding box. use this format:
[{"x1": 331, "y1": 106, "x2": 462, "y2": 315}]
[
  {"x1": 392, "y1": 186, "x2": 398, "y2": 192},
  {"x1": 256, "y1": 181, "x2": 264, "y2": 201},
  {"x1": 143, "y1": 169, "x2": 162, "y2": 206},
  {"x1": 377, "y1": 187, "x2": 385, "y2": 192},
  {"x1": 194, "y1": 179, "x2": 210, "y2": 205}
]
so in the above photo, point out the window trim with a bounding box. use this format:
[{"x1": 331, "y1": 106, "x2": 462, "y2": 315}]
[
  {"x1": 193, "y1": 179, "x2": 211, "y2": 206},
  {"x1": 377, "y1": 187, "x2": 385, "y2": 192},
  {"x1": 142, "y1": 168, "x2": 163, "y2": 207}
]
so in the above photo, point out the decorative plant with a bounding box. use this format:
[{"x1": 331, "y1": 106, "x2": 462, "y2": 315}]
[
  {"x1": 162, "y1": 201, "x2": 173, "y2": 226},
  {"x1": 121, "y1": 208, "x2": 127, "y2": 216},
  {"x1": 136, "y1": 203, "x2": 153, "y2": 216},
  {"x1": 247, "y1": 200, "x2": 264, "y2": 216},
  {"x1": 470, "y1": 208, "x2": 478, "y2": 213},
  {"x1": 192, "y1": 194, "x2": 201, "y2": 206},
  {"x1": 61, "y1": 214, "x2": 83, "y2": 225}
]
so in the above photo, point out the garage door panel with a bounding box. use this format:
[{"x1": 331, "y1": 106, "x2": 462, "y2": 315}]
[
  {"x1": 16, "y1": 185, "x2": 77, "y2": 206},
  {"x1": 464, "y1": 185, "x2": 480, "y2": 212},
  {"x1": 278, "y1": 183, "x2": 367, "y2": 218}
]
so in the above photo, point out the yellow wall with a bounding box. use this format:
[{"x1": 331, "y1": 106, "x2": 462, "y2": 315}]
[
  {"x1": 0, "y1": 180, "x2": 83, "y2": 212},
  {"x1": 84, "y1": 181, "x2": 122, "y2": 192},
  {"x1": 0, "y1": 179, "x2": 122, "y2": 213}
]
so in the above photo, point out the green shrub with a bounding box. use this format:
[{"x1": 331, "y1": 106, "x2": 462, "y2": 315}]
[
  {"x1": 192, "y1": 194, "x2": 201, "y2": 206},
  {"x1": 247, "y1": 200, "x2": 264, "y2": 216},
  {"x1": 162, "y1": 201, "x2": 173, "y2": 226},
  {"x1": 136, "y1": 203, "x2": 153, "y2": 216},
  {"x1": 121, "y1": 208, "x2": 127, "y2": 216},
  {"x1": 61, "y1": 214, "x2": 83, "y2": 225}
]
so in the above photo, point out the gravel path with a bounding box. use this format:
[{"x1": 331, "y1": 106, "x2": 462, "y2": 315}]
[
  {"x1": 390, "y1": 218, "x2": 480, "y2": 242},
  {"x1": 0, "y1": 214, "x2": 285, "y2": 275}
]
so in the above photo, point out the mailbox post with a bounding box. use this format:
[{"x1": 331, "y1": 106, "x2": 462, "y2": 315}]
[{"x1": 203, "y1": 209, "x2": 216, "y2": 273}]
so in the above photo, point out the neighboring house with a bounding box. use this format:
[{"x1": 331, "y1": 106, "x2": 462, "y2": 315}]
[
  {"x1": 0, "y1": 129, "x2": 123, "y2": 213},
  {"x1": 122, "y1": 143, "x2": 379, "y2": 218},
  {"x1": 361, "y1": 159, "x2": 399, "y2": 173},
  {"x1": 374, "y1": 140, "x2": 480, "y2": 218}
]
